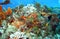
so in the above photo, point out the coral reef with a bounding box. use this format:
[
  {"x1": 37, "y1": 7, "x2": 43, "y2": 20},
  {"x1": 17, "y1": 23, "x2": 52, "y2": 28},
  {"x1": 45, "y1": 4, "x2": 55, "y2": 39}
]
[{"x1": 0, "y1": 3, "x2": 60, "y2": 39}]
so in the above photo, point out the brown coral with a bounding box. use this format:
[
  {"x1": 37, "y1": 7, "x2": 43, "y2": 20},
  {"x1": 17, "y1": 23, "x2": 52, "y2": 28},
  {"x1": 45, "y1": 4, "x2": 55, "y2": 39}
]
[
  {"x1": 28, "y1": 13, "x2": 37, "y2": 19},
  {"x1": 0, "y1": 12, "x2": 6, "y2": 20},
  {"x1": 0, "y1": 20, "x2": 2, "y2": 25},
  {"x1": 0, "y1": 5, "x2": 6, "y2": 25},
  {"x1": 20, "y1": 16, "x2": 27, "y2": 21},
  {"x1": 0, "y1": 12, "x2": 6, "y2": 25}
]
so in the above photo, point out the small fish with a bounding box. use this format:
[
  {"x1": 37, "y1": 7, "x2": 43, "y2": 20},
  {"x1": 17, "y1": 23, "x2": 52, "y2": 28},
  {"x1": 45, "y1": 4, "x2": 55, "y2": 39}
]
[
  {"x1": 52, "y1": 25, "x2": 57, "y2": 32},
  {"x1": 45, "y1": 23, "x2": 49, "y2": 26},
  {"x1": 0, "y1": 0, "x2": 10, "y2": 5},
  {"x1": 48, "y1": 15, "x2": 52, "y2": 21}
]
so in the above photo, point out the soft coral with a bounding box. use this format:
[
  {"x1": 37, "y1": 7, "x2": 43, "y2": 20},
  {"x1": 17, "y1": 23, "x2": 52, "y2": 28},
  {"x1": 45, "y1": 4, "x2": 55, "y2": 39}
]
[
  {"x1": 6, "y1": 7, "x2": 12, "y2": 16},
  {"x1": 0, "y1": 5, "x2": 6, "y2": 25}
]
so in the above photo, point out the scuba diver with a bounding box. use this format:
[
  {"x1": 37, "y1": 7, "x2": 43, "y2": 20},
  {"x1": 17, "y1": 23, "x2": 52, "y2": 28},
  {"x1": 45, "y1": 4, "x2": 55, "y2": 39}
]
[{"x1": 0, "y1": 0, "x2": 10, "y2": 5}]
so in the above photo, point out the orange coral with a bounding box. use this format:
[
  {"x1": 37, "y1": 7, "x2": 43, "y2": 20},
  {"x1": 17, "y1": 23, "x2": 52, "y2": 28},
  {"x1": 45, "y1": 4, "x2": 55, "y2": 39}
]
[
  {"x1": 0, "y1": 12, "x2": 6, "y2": 20},
  {"x1": 14, "y1": 37, "x2": 18, "y2": 39},
  {"x1": 12, "y1": 21, "x2": 25, "y2": 29},
  {"x1": 6, "y1": 7, "x2": 12, "y2": 16},
  {"x1": 33, "y1": 19, "x2": 39, "y2": 25},
  {"x1": 0, "y1": 5, "x2": 2, "y2": 11},
  {"x1": 32, "y1": 13, "x2": 37, "y2": 18},
  {"x1": 0, "y1": 5, "x2": 6, "y2": 25},
  {"x1": 28, "y1": 13, "x2": 37, "y2": 19},
  {"x1": 0, "y1": 12, "x2": 6, "y2": 25},
  {"x1": 20, "y1": 16, "x2": 27, "y2": 21}
]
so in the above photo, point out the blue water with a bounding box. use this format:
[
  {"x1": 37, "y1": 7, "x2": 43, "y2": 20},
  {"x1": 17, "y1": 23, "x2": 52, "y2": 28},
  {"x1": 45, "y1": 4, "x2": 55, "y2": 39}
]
[{"x1": 0, "y1": 0, "x2": 60, "y2": 9}]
